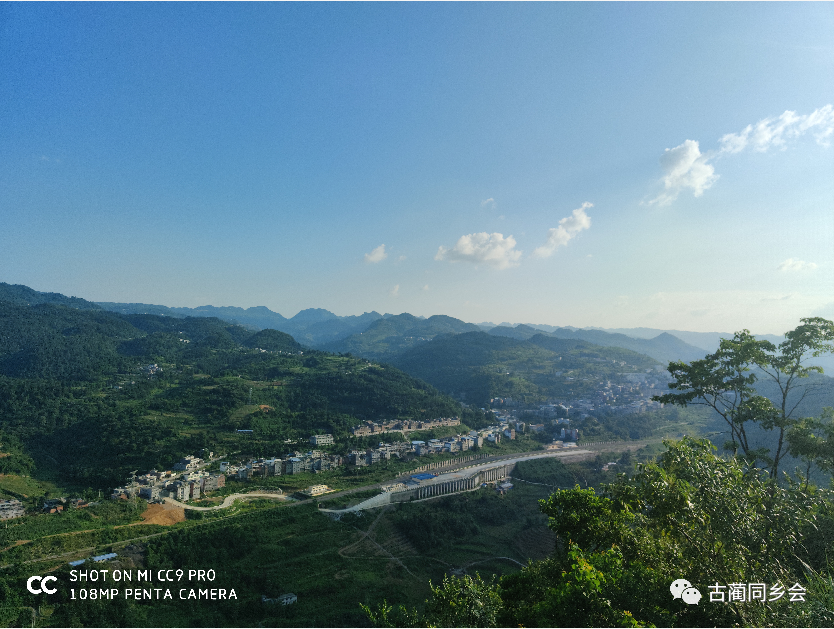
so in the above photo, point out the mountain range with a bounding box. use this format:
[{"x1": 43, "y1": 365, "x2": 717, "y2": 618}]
[{"x1": 3, "y1": 281, "x2": 829, "y2": 372}]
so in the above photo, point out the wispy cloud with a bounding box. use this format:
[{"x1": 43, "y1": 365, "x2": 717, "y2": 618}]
[
  {"x1": 649, "y1": 105, "x2": 833, "y2": 206},
  {"x1": 778, "y1": 258, "x2": 817, "y2": 272},
  {"x1": 761, "y1": 293, "x2": 795, "y2": 302},
  {"x1": 364, "y1": 244, "x2": 388, "y2": 264},
  {"x1": 390, "y1": 284, "x2": 400, "y2": 298},
  {"x1": 720, "y1": 105, "x2": 834, "y2": 153},
  {"x1": 532, "y1": 203, "x2": 593, "y2": 259},
  {"x1": 435, "y1": 232, "x2": 521, "y2": 269},
  {"x1": 481, "y1": 198, "x2": 496, "y2": 210}
]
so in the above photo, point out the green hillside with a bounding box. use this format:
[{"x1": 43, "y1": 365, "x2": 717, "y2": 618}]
[
  {"x1": 321, "y1": 313, "x2": 482, "y2": 358},
  {"x1": 0, "y1": 296, "x2": 470, "y2": 489},
  {"x1": 389, "y1": 331, "x2": 659, "y2": 406},
  {"x1": 0, "y1": 282, "x2": 103, "y2": 310},
  {"x1": 489, "y1": 323, "x2": 706, "y2": 365}
]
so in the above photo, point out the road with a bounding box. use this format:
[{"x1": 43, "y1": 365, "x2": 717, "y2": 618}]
[
  {"x1": 3, "y1": 440, "x2": 659, "y2": 569},
  {"x1": 163, "y1": 491, "x2": 287, "y2": 510},
  {"x1": 412, "y1": 448, "x2": 595, "y2": 488}
]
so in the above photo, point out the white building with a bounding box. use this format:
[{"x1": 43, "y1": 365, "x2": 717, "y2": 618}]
[{"x1": 310, "y1": 434, "x2": 334, "y2": 446}]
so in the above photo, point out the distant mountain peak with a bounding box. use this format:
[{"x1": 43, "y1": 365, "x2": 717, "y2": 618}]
[{"x1": 289, "y1": 308, "x2": 338, "y2": 323}]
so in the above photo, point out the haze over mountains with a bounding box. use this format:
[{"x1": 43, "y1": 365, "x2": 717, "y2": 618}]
[
  {"x1": 90, "y1": 296, "x2": 705, "y2": 362},
  {"x1": 3, "y1": 282, "x2": 831, "y2": 372}
]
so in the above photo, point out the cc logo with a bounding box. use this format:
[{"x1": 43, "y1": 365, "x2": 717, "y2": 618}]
[{"x1": 26, "y1": 575, "x2": 58, "y2": 594}]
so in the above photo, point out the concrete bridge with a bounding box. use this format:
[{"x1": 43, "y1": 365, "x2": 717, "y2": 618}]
[
  {"x1": 320, "y1": 461, "x2": 521, "y2": 515},
  {"x1": 320, "y1": 448, "x2": 594, "y2": 515}
]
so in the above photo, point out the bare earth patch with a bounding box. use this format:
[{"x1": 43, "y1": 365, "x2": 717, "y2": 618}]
[
  {"x1": 1, "y1": 539, "x2": 32, "y2": 553},
  {"x1": 136, "y1": 502, "x2": 185, "y2": 526}
]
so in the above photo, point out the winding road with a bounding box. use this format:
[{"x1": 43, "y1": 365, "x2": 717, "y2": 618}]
[{"x1": 163, "y1": 491, "x2": 287, "y2": 510}]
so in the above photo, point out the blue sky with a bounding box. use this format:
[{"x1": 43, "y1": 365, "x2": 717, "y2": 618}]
[{"x1": 1, "y1": 3, "x2": 832, "y2": 334}]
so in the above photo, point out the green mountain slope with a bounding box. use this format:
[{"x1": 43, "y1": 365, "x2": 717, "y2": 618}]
[
  {"x1": 0, "y1": 291, "x2": 472, "y2": 488},
  {"x1": 389, "y1": 331, "x2": 659, "y2": 406},
  {"x1": 97, "y1": 300, "x2": 386, "y2": 345},
  {"x1": 321, "y1": 313, "x2": 482, "y2": 358},
  {"x1": 0, "y1": 282, "x2": 103, "y2": 310},
  {"x1": 490, "y1": 325, "x2": 706, "y2": 365}
]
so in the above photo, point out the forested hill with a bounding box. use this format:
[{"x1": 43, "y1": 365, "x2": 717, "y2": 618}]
[
  {"x1": 0, "y1": 296, "x2": 476, "y2": 488},
  {"x1": 0, "y1": 300, "x2": 298, "y2": 380},
  {"x1": 0, "y1": 282, "x2": 102, "y2": 310},
  {"x1": 92, "y1": 287, "x2": 710, "y2": 365},
  {"x1": 320, "y1": 313, "x2": 483, "y2": 358},
  {"x1": 389, "y1": 331, "x2": 660, "y2": 407},
  {"x1": 96, "y1": 300, "x2": 386, "y2": 346},
  {"x1": 487, "y1": 323, "x2": 706, "y2": 366}
]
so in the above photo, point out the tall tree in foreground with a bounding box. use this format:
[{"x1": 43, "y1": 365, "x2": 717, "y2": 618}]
[
  {"x1": 365, "y1": 438, "x2": 833, "y2": 627},
  {"x1": 653, "y1": 317, "x2": 834, "y2": 478}
]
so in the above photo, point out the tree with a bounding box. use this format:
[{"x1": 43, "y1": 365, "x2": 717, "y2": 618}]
[
  {"x1": 787, "y1": 407, "x2": 834, "y2": 483},
  {"x1": 499, "y1": 438, "x2": 828, "y2": 628},
  {"x1": 362, "y1": 574, "x2": 502, "y2": 628},
  {"x1": 653, "y1": 318, "x2": 834, "y2": 478},
  {"x1": 367, "y1": 438, "x2": 833, "y2": 628}
]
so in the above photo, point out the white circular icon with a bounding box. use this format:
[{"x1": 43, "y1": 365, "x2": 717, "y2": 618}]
[
  {"x1": 670, "y1": 579, "x2": 692, "y2": 599},
  {"x1": 681, "y1": 587, "x2": 702, "y2": 605}
]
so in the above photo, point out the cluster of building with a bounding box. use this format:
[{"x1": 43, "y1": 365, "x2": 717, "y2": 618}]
[
  {"x1": 221, "y1": 452, "x2": 344, "y2": 478},
  {"x1": 111, "y1": 454, "x2": 226, "y2": 502},
  {"x1": 566, "y1": 372, "x2": 671, "y2": 418},
  {"x1": 350, "y1": 417, "x2": 461, "y2": 437},
  {"x1": 485, "y1": 369, "x2": 674, "y2": 439},
  {"x1": 1, "y1": 497, "x2": 94, "y2": 520},
  {"x1": 141, "y1": 363, "x2": 163, "y2": 376},
  {"x1": 107, "y1": 409, "x2": 581, "y2": 505},
  {"x1": 350, "y1": 425, "x2": 518, "y2": 467},
  {"x1": 262, "y1": 593, "x2": 297, "y2": 605},
  {"x1": 0, "y1": 498, "x2": 24, "y2": 520}
]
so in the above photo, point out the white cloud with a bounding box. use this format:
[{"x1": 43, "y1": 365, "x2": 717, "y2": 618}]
[
  {"x1": 398, "y1": 255, "x2": 406, "y2": 262},
  {"x1": 422, "y1": 284, "x2": 429, "y2": 291},
  {"x1": 649, "y1": 105, "x2": 833, "y2": 206},
  {"x1": 778, "y1": 258, "x2": 817, "y2": 272},
  {"x1": 649, "y1": 140, "x2": 718, "y2": 206},
  {"x1": 720, "y1": 105, "x2": 834, "y2": 153},
  {"x1": 435, "y1": 232, "x2": 521, "y2": 269},
  {"x1": 364, "y1": 244, "x2": 388, "y2": 263},
  {"x1": 532, "y1": 203, "x2": 593, "y2": 259},
  {"x1": 390, "y1": 284, "x2": 400, "y2": 297},
  {"x1": 481, "y1": 198, "x2": 496, "y2": 210}
]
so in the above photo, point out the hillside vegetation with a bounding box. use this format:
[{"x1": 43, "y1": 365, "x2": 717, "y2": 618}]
[
  {"x1": 390, "y1": 331, "x2": 659, "y2": 406},
  {"x1": 0, "y1": 296, "x2": 477, "y2": 489}
]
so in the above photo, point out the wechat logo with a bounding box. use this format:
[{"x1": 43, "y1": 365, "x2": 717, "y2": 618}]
[{"x1": 671, "y1": 579, "x2": 702, "y2": 605}]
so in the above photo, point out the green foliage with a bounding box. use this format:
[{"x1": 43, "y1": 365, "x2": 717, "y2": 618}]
[
  {"x1": 363, "y1": 574, "x2": 503, "y2": 628},
  {"x1": 513, "y1": 457, "x2": 576, "y2": 487},
  {"x1": 390, "y1": 502, "x2": 481, "y2": 553},
  {"x1": 655, "y1": 318, "x2": 834, "y2": 478},
  {"x1": 500, "y1": 544, "x2": 642, "y2": 628},
  {"x1": 788, "y1": 407, "x2": 834, "y2": 478},
  {"x1": 539, "y1": 486, "x2": 634, "y2": 554},
  {"x1": 391, "y1": 331, "x2": 660, "y2": 407},
  {"x1": 324, "y1": 313, "x2": 483, "y2": 359},
  {"x1": 243, "y1": 328, "x2": 302, "y2": 352},
  {"x1": 0, "y1": 298, "x2": 468, "y2": 489},
  {"x1": 424, "y1": 574, "x2": 503, "y2": 628},
  {"x1": 497, "y1": 437, "x2": 833, "y2": 627},
  {"x1": 0, "y1": 430, "x2": 34, "y2": 476}
]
